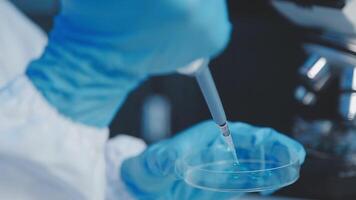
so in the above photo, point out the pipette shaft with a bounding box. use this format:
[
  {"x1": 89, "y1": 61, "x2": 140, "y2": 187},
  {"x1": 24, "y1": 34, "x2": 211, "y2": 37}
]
[{"x1": 194, "y1": 64, "x2": 239, "y2": 164}]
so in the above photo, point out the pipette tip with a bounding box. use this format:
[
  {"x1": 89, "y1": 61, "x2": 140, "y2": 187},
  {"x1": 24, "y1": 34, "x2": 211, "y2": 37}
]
[
  {"x1": 219, "y1": 123, "x2": 239, "y2": 164},
  {"x1": 225, "y1": 135, "x2": 240, "y2": 165}
]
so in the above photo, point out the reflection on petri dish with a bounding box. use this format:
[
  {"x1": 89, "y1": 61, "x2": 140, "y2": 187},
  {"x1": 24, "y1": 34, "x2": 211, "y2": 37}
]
[{"x1": 176, "y1": 146, "x2": 301, "y2": 192}]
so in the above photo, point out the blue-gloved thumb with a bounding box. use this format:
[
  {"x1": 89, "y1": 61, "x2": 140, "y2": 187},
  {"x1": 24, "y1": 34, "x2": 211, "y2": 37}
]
[{"x1": 121, "y1": 140, "x2": 180, "y2": 198}]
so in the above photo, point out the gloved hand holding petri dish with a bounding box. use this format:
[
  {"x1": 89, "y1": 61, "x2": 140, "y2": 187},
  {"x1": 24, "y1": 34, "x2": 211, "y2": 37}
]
[
  {"x1": 121, "y1": 121, "x2": 306, "y2": 199},
  {"x1": 176, "y1": 122, "x2": 306, "y2": 193}
]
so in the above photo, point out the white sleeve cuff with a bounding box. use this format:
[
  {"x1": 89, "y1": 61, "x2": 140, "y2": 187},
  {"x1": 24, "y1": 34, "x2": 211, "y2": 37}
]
[{"x1": 105, "y1": 135, "x2": 147, "y2": 200}]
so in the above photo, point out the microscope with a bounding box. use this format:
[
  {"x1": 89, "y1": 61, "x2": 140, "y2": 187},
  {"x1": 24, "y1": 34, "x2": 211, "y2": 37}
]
[{"x1": 271, "y1": 1, "x2": 356, "y2": 199}]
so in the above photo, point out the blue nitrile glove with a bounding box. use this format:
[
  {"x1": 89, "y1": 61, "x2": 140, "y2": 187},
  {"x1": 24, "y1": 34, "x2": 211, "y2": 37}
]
[
  {"x1": 26, "y1": 0, "x2": 231, "y2": 127},
  {"x1": 121, "y1": 121, "x2": 306, "y2": 200}
]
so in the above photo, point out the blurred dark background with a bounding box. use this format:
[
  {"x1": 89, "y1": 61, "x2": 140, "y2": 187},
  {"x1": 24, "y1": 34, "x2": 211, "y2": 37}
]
[{"x1": 12, "y1": 0, "x2": 345, "y2": 199}]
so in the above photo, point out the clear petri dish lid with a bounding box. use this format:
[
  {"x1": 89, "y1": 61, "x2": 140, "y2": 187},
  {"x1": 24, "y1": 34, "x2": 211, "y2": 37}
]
[{"x1": 175, "y1": 145, "x2": 302, "y2": 193}]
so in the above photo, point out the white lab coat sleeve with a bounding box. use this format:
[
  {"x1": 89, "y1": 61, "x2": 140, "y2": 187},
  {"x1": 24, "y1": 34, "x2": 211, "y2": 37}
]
[
  {"x1": 0, "y1": 1, "x2": 145, "y2": 199},
  {"x1": 0, "y1": 75, "x2": 108, "y2": 200},
  {"x1": 0, "y1": 0, "x2": 47, "y2": 87},
  {"x1": 105, "y1": 135, "x2": 147, "y2": 200}
]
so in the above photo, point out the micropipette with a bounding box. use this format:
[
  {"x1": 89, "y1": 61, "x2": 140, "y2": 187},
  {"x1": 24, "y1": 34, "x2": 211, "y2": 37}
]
[{"x1": 193, "y1": 60, "x2": 239, "y2": 164}]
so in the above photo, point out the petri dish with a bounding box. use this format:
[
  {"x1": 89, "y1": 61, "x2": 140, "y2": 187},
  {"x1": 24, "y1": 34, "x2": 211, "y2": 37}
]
[{"x1": 175, "y1": 145, "x2": 302, "y2": 192}]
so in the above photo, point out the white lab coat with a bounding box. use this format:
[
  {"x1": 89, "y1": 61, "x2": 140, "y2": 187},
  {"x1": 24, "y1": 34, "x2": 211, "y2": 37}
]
[{"x1": 0, "y1": 1, "x2": 146, "y2": 199}]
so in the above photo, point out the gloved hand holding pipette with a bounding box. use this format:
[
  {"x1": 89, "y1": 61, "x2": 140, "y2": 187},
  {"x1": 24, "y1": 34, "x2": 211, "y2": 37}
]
[{"x1": 27, "y1": 0, "x2": 232, "y2": 127}]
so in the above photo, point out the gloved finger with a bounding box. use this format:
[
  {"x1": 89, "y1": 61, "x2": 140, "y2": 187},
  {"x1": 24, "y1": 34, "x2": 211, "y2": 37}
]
[
  {"x1": 167, "y1": 120, "x2": 223, "y2": 155},
  {"x1": 264, "y1": 128, "x2": 306, "y2": 165},
  {"x1": 121, "y1": 140, "x2": 178, "y2": 198},
  {"x1": 228, "y1": 122, "x2": 306, "y2": 195},
  {"x1": 147, "y1": 120, "x2": 224, "y2": 177},
  {"x1": 228, "y1": 122, "x2": 306, "y2": 164}
]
